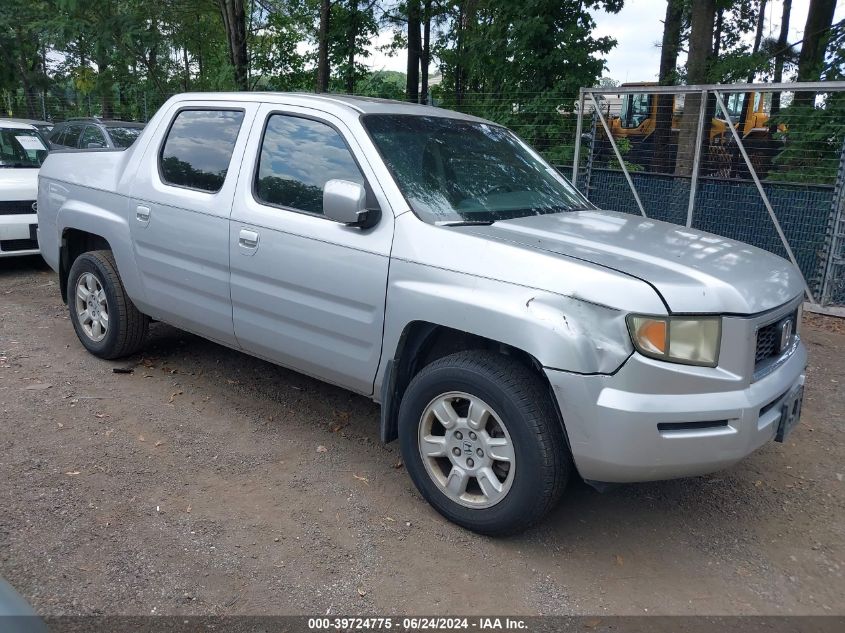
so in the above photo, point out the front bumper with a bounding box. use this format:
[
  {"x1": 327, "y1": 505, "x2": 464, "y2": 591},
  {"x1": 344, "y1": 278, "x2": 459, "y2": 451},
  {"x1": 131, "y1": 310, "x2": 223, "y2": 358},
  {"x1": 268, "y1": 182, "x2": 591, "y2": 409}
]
[
  {"x1": 546, "y1": 339, "x2": 807, "y2": 483},
  {"x1": 0, "y1": 213, "x2": 39, "y2": 257}
]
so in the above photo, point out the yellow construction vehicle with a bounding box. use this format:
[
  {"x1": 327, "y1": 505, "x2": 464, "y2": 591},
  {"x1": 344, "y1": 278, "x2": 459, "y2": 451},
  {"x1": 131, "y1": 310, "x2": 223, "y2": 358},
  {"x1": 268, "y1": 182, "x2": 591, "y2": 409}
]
[{"x1": 596, "y1": 82, "x2": 779, "y2": 177}]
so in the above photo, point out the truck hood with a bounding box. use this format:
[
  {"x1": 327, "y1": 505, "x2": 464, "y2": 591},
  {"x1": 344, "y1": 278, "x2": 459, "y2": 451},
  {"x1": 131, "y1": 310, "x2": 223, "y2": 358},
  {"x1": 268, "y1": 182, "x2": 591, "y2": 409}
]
[
  {"x1": 0, "y1": 168, "x2": 39, "y2": 200},
  {"x1": 462, "y1": 209, "x2": 803, "y2": 315}
]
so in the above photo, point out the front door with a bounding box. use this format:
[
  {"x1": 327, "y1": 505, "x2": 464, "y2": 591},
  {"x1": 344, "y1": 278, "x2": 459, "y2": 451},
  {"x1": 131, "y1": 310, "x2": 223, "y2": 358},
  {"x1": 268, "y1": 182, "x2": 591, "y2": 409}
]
[
  {"x1": 229, "y1": 104, "x2": 394, "y2": 394},
  {"x1": 129, "y1": 103, "x2": 258, "y2": 346}
]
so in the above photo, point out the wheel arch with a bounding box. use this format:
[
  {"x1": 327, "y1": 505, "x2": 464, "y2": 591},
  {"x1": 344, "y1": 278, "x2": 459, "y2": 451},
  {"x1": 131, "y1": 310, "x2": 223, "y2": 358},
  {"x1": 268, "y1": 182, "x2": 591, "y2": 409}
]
[
  {"x1": 60, "y1": 228, "x2": 112, "y2": 302},
  {"x1": 378, "y1": 321, "x2": 570, "y2": 449}
]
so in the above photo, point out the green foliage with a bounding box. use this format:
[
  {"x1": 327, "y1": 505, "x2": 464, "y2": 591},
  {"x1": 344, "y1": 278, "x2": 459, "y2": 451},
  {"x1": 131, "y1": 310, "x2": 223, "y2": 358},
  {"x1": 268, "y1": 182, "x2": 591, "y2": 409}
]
[
  {"x1": 356, "y1": 70, "x2": 406, "y2": 99},
  {"x1": 768, "y1": 95, "x2": 845, "y2": 185},
  {"x1": 432, "y1": 0, "x2": 622, "y2": 166}
]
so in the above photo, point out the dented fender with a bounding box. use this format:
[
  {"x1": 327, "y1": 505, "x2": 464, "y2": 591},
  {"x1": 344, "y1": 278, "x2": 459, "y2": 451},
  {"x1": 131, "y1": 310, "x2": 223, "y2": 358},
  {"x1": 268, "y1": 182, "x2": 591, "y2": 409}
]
[{"x1": 374, "y1": 259, "x2": 646, "y2": 398}]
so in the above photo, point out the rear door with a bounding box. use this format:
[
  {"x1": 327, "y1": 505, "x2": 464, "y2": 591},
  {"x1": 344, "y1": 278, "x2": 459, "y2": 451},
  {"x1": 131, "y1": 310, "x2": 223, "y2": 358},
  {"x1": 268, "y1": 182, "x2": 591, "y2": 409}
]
[
  {"x1": 228, "y1": 104, "x2": 394, "y2": 394},
  {"x1": 128, "y1": 102, "x2": 259, "y2": 346}
]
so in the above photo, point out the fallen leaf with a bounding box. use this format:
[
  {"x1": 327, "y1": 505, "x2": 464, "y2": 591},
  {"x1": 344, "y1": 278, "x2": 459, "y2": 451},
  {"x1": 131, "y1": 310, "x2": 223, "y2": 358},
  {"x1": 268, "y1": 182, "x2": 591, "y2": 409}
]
[
  {"x1": 65, "y1": 471, "x2": 81, "y2": 476},
  {"x1": 95, "y1": 413, "x2": 106, "y2": 419},
  {"x1": 168, "y1": 390, "x2": 183, "y2": 404},
  {"x1": 385, "y1": 516, "x2": 395, "y2": 522},
  {"x1": 356, "y1": 586, "x2": 366, "y2": 597},
  {"x1": 393, "y1": 459, "x2": 403, "y2": 469},
  {"x1": 57, "y1": 422, "x2": 64, "y2": 429},
  {"x1": 24, "y1": 383, "x2": 52, "y2": 390},
  {"x1": 615, "y1": 554, "x2": 624, "y2": 566},
  {"x1": 316, "y1": 445, "x2": 328, "y2": 453},
  {"x1": 154, "y1": 440, "x2": 164, "y2": 447},
  {"x1": 138, "y1": 435, "x2": 146, "y2": 442},
  {"x1": 584, "y1": 618, "x2": 602, "y2": 630},
  {"x1": 186, "y1": 505, "x2": 192, "y2": 513},
  {"x1": 353, "y1": 473, "x2": 369, "y2": 485}
]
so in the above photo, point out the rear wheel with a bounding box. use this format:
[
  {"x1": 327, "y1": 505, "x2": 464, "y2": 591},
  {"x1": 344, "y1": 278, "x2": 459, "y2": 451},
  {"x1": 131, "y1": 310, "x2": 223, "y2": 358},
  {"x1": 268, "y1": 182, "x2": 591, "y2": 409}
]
[
  {"x1": 68, "y1": 250, "x2": 148, "y2": 359},
  {"x1": 398, "y1": 351, "x2": 570, "y2": 535}
]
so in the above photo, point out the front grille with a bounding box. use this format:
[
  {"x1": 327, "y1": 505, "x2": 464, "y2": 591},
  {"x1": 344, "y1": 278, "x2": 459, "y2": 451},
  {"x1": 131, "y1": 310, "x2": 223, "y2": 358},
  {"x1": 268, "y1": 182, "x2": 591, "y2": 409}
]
[
  {"x1": 0, "y1": 200, "x2": 36, "y2": 216},
  {"x1": 0, "y1": 238, "x2": 38, "y2": 252},
  {"x1": 755, "y1": 310, "x2": 798, "y2": 367}
]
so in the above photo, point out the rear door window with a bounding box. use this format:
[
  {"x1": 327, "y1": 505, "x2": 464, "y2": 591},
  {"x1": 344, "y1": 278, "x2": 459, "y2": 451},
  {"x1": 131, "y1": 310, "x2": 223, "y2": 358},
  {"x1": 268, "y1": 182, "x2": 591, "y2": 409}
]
[
  {"x1": 159, "y1": 109, "x2": 245, "y2": 193},
  {"x1": 62, "y1": 125, "x2": 84, "y2": 148},
  {"x1": 80, "y1": 126, "x2": 106, "y2": 148}
]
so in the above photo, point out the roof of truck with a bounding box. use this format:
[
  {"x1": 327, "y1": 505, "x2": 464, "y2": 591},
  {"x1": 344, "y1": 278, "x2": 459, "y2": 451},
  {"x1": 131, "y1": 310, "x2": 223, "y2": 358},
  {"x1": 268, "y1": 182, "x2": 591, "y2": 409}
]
[{"x1": 168, "y1": 92, "x2": 490, "y2": 123}]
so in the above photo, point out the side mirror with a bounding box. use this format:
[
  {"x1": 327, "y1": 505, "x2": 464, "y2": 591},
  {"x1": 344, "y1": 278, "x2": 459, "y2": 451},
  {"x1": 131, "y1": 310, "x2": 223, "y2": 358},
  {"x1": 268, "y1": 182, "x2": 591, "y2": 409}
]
[{"x1": 323, "y1": 179, "x2": 369, "y2": 225}]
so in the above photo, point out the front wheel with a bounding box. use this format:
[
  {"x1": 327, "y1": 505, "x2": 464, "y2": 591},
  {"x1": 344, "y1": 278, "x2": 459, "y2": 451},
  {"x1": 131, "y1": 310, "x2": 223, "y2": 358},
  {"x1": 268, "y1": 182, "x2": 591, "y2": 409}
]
[
  {"x1": 68, "y1": 250, "x2": 149, "y2": 359},
  {"x1": 398, "y1": 351, "x2": 571, "y2": 535}
]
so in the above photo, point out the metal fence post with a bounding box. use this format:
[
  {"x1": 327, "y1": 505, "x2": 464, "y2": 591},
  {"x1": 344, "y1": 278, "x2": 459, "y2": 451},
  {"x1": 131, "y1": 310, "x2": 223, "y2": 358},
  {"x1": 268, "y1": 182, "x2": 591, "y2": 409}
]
[
  {"x1": 587, "y1": 92, "x2": 648, "y2": 217},
  {"x1": 713, "y1": 90, "x2": 817, "y2": 304},
  {"x1": 40, "y1": 92, "x2": 47, "y2": 122},
  {"x1": 143, "y1": 92, "x2": 148, "y2": 122},
  {"x1": 820, "y1": 136, "x2": 845, "y2": 306},
  {"x1": 572, "y1": 90, "x2": 585, "y2": 186},
  {"x1": 686, "y1": 89, "x2": 707, "y2": 228},
  {"x1": 583, "y1": 111, "x2": 597, "y2": 197}
]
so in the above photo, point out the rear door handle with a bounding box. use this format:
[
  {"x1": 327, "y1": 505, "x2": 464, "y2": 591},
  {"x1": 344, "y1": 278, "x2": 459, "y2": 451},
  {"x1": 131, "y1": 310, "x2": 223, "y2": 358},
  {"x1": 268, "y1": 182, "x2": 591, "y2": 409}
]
[
  {"x1": 238, "y1": 229, "x2": 259, "y2": 251},
  {"x1": 136, "y1": 205, "x2": 151, "y2": 225}
]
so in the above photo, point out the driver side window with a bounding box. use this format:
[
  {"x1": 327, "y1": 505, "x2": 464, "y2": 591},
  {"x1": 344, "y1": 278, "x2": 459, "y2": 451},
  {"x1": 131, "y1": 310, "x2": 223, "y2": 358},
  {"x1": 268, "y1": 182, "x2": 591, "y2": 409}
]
[{"x1": 254, "y1": 114, "x2": 365, "y2": 216}]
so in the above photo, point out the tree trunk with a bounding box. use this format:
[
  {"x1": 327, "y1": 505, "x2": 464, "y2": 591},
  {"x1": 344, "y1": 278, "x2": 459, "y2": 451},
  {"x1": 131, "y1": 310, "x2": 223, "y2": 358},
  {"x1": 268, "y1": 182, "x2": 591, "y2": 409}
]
[
  {"x1": 771, "y1": 0, "x2": 792, "y2": 115},
  {"x1": 217, "y1": 0, "x2": 249, "y2": 90},
  {"x1": 675, "y1": 0, "x2": 716, "y2": 176},
  {"x1": 653, "y1": 0, "x2": 683, "y2": 173},
  {"x1": 92, "y1": 36, "x2": 114, "y2": 119},
  {"x1": 795, "y1": 0, "x2": 836, "y2": 105},
  {"x1": 454, "y1": 1, "x2": 465, "y2": 106},
  {"x1": 454, "y1": 0, "x2": 477, "y2": 106},
  {"x1": 739, "y1": 0, "x2": 768, "y2": 132},
  {"x1": 345, "y1": 0, "x2": 358, "y2": 94},
  {"x1": 420, "y1": 0, "x2": 431, "y2": 104},
  {"x1": 406, "y1": 0, "x2": 421, "y2": 103},
  {"x1": 183, "y1": 46, "x2": 190, "y2": 91},
  {"x1": 316, "y1": 0, "x2": 330, "y2": 92},
  {"x1": 712, "y1": 8, "x2": 724, "y2": 59}
]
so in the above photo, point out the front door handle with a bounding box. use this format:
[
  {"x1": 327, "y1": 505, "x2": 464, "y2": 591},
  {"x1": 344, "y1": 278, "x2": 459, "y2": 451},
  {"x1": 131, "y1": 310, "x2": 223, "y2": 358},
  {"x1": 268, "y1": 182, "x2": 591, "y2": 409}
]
[
  {"x1": 238, "y1": 229, "x2": 259, "y2": 250},
  {"x1": 136, "y1": 205, "x2": 151, "y2": 225}
]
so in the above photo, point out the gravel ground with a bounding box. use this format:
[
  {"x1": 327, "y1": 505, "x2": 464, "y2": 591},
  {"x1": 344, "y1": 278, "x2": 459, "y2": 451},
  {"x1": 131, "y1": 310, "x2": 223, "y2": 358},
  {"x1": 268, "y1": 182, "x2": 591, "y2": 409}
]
[{"x1": 0, "y1": 255, "x2": 843, "y2": 616}]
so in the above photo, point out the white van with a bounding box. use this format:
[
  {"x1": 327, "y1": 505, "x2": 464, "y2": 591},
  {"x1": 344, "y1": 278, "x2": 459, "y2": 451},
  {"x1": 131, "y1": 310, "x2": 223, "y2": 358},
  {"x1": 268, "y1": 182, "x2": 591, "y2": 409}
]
[{"x1": 0, "y1": 121, "x2": 48, "y2": 257}]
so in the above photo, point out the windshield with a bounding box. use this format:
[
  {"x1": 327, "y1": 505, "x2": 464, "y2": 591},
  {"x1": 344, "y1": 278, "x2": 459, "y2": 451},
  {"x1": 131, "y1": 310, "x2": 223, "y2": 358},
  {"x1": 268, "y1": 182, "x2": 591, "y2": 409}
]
[
  {"x1": 108, "y1": 126, "x2": 142, "y2": 148},
  {"x1": 363, "y1": 114, "x2": 590, "y2": 223},
  {"x1": 0, "y1": 128, "x2": 48, "y2": 167}
]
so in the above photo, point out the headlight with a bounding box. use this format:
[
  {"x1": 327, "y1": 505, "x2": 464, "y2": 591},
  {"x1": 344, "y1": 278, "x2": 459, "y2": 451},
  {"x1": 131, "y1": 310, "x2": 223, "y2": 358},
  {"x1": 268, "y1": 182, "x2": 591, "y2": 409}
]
[{"x1": 626, "y1": 315, "x2": 721, "y2": 367}]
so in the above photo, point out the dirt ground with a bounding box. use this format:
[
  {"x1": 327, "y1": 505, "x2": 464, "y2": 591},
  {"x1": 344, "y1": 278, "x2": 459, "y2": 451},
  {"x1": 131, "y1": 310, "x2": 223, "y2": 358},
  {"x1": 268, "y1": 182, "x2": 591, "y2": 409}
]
[{"x1": 0, "y1": 255, "x2": 843, "y2": 617}]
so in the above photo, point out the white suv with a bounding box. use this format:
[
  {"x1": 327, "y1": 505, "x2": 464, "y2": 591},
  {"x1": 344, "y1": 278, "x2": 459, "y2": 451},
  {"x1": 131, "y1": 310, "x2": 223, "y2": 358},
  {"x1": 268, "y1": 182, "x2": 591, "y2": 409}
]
[{"x1": 0, "y1": 121, "x2": 47, "y2": 257}]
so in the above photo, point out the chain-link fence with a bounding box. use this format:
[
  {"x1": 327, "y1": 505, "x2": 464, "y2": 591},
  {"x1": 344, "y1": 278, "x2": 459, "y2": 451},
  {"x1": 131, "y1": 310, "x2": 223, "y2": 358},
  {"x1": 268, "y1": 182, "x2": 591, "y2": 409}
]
[
  {"x1": 1, "y1": 88, "x2": 173, "y2": 124},
  {"x1": 572, "y1": 82, "x2": 845, "y2": 309},
  {"x1": 5, "y1": 83, "x2": 844, "y2": 307}
]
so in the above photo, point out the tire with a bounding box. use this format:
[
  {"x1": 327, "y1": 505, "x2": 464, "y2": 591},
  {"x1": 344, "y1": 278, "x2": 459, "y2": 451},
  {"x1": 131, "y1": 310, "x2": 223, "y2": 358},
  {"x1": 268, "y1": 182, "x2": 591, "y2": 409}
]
[
  {"x1": 67, "y1": 250, "x2": 148, "y2": 359},
  {"x1": 398, "y1": 350, "x2": 571, "y2": 535}
]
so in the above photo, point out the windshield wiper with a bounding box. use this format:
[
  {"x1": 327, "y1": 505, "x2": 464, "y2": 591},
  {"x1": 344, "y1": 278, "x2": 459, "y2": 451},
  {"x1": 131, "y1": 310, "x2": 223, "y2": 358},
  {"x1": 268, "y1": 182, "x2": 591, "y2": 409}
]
[{"x1": 435, "y1": 219, "x2": 496, "y2": 227}]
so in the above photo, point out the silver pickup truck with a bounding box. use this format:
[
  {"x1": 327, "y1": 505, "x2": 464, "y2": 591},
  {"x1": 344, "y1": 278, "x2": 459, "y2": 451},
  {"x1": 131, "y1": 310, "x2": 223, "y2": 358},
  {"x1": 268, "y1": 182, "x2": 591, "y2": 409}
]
[{"x1": 37, "y1": 93, "x2": 807, "y2": 534}]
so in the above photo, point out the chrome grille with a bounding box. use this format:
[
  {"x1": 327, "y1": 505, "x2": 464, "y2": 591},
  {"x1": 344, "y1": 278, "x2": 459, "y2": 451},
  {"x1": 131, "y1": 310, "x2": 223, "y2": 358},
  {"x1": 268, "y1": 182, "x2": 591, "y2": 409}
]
[{"x1": 755, "y1": 310, "x2": 797, "y2": 367}]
